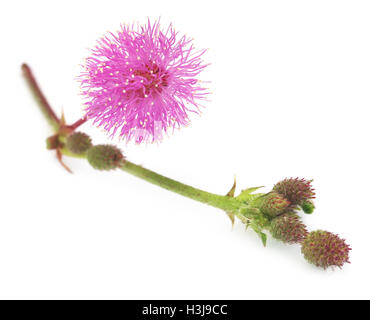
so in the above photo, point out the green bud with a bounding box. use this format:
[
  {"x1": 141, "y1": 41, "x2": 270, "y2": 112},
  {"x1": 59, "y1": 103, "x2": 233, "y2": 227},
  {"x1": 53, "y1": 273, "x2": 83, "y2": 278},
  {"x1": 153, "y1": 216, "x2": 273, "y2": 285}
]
[
  {"x1": 257, "y1": 192, "x2": 291, "y2": 218},
  {"x1": 87, "y1": 144, "x2": 124, "y2": 170},
  {"x1": 301, "y1": 200, "x2": 315, "y2": 214},
  {"x1": 270, "y1": 213, "x2": 308, "y2": 244},
  {"x1": 66, "y1": 132, "x2": 92, "y2": 154}
]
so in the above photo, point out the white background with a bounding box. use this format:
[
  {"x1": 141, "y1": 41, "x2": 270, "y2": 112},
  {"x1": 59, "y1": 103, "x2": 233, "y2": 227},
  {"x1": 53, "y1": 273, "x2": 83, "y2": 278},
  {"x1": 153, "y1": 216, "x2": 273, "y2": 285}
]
[{"x1": 1, "y1": 0, "x2": 369, "y2": 299}]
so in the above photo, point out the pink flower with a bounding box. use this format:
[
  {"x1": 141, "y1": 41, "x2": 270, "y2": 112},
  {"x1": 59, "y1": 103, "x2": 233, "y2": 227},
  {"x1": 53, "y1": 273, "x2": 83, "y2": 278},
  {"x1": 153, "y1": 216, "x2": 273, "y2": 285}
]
[{"x1": 79, "y1": 19, "x2": 208, "y2": 143}]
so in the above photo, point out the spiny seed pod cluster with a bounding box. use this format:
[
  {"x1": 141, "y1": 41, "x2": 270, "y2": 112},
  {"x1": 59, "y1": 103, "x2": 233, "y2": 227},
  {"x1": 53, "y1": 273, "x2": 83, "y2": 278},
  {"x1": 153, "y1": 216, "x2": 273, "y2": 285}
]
[
  {"x1": 87, "y1": 145, "x2": 125, "y2": 170},
  {"x1": 270, "y1": 213, "x2": 308, "y2": 244},
  {"x1": 273, "y1": 178, "x2": 315, "y2": 206},
  {"x1": 66, "y1": 132, "x2": 93, "y2": 154},
  {"x1": 259, "y1": 192, "x2": 291, "y2": 218},
  {"x1": 301, "y1": 230, "x2": 351, "y2": 269}
]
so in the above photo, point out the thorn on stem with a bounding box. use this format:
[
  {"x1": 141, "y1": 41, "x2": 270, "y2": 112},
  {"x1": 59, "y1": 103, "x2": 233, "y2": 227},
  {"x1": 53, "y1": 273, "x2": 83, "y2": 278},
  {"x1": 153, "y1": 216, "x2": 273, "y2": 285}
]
[
  {"x1": 226, "y1": 212, "x2": 235, "y2": 227},
  {"x1": 226, "y1": 176, "x2": 236, "y2": 197},
  {"x1": 56, "y1": 149, "x2": 73, "y2": 174}
]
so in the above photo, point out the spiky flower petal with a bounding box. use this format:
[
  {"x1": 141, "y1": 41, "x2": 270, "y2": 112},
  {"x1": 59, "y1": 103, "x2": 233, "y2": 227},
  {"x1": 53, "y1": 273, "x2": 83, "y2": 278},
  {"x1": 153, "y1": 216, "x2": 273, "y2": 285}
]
[
  {"x1": 87, "y1": 145, "x2": 124, "y2": 170},
  {"x1": 259, "y1": 192, "x2": 291, "y2": 218},
  {"x1": 79, "y1": 19, "x2": 208, "y2": 143},
  {"x1": 66, "y1": 132, "x2": 92, "y2": 154},
  {"x1": 273, "y1": 178, "x2": 315, "y2": 206},
  {"x1": 270, "y1": 213, "x2": 308, "y2": 244},
  {"x1": 301, "y1": 230, "x2": 351, "y2": 269}
]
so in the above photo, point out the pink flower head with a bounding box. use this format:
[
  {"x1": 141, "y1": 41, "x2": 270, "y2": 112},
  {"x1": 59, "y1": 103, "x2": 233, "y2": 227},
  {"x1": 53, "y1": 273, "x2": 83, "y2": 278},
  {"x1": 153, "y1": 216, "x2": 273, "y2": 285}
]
[{"x1": 79, "y1": 19, "x2": 208, "y2": 143}]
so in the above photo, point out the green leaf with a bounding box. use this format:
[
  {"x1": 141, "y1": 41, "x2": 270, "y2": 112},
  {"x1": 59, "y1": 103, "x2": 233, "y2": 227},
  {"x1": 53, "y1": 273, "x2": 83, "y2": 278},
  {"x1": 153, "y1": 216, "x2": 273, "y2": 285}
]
[
  {"x1": 255, "y1": 229, "x2": 267, "y2": 247},
  {"x1": 239, "y1": 205, "x2": 260, "y2": 218},
  {"x1": 250, "y1": 222, "x2": 268, "y2": 247},
  {"x1": 236, "y1": 186, "x2": 264, "y2": 202},
  {"x1": 259, "y1": 232, "x2": 267, "y2": 247}
]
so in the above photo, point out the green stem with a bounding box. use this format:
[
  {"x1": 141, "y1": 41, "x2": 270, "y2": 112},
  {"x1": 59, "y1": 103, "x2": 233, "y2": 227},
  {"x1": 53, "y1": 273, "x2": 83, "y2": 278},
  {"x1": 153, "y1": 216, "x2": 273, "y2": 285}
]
[
  {"x1": 120, "y1": 161, "x2": 242, "y2": 212},
  {"x1": 60, "y1": 147, "x2": 242, "y2": 212}
]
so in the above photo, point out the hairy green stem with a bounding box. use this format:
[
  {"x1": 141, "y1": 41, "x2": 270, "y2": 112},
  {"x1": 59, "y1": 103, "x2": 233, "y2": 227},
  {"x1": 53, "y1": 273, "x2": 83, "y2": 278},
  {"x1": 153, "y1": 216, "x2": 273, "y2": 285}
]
[
  {"x1": 120, "y1": 161, "x2": 242, "y2": 212},
  {"x1": 60, "y1": 147, "x2": 242, "y2": 212}
]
